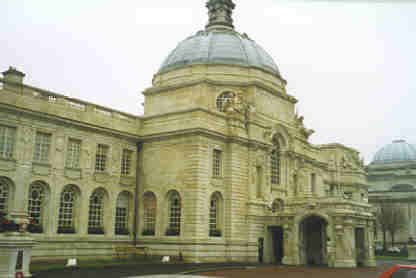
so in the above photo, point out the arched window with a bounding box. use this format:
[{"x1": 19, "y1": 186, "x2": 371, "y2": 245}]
[
  {"x1": 88, "y1": 189, "x2": 105, "y2": 234},
  {"x1": 166, "y1": 191, "x2": 181, "y2": 236},
  {"x1": 216, "y1": 91, "x2": 235, "y2": 112},
  {"x1": 143, "y1": 192, "x2": 156, "y2": 236},
  {"x1": 0, "y1": 179, "x2": 10, "y2": 215},
  {"x1": 271, "y1": 143, "x2": 280, "y2": 185},
  {"x1": 58, "y1": 185, "x2": 78, "y2": 234},
  {"x1": 115, "y1": 192, "x2": 130, "y2": 235},
  {"x1": 209, "y1": 193, "x2": 222, "y2": 237},
  {"x1": 28, "y1": 182, "x2": 46, "y2": 233}
]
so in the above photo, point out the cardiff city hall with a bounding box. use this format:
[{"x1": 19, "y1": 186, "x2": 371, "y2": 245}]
[{"x1": 0, "y1": 0, "x2": 375, "y2": 268}]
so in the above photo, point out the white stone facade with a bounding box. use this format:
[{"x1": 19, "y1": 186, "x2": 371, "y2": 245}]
[{"x1": 0, "y1": 1, "x2": 375, "y2": 267}]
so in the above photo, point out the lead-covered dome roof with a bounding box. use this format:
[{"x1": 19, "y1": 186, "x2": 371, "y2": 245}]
[
  {"x1": 158, "y1": 30, "x2": 281, "y2": 77},
  {"x1": 157, "y1": 0, "x2": 281, "y2": 77},
  {"x1": 372, "y1": 140, "x2": 416, "y2": 164}
]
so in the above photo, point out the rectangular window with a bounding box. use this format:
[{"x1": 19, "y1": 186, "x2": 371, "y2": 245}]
[
  {"x1": 121, "y1": 149, "x2": 133, "y2": 176},
  {"x1": 213, "y1": 149, "x2": 222, "y2": 178},
  {"x1": 33, "y1": 132, "x2": 51, "y2": 163},
  {"x1": 66, "y1": 139, "x2": 81, "y2": 169},
  {"x1": 311, "y1": 173, "x2": 316, "y2": 195},
  {"x1": 0, "y1": 125, "x2": 16, "y2": 159},
  {"x1": 95, "y1": 144, "x2": 108, "y2": 172},
  {"x1": 256, "y1": 166, "x2": 263, "y2": 198}
]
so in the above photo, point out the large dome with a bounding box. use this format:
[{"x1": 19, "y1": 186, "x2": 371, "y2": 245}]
[
  {"x1": 372, "y1": 140, "x2": 416, "y2": 164},
  {"x1": 157, "y1": 0, "x2": 281, "y2": 78},
  {"x1": 158, "y1": 30, "x2": 281, "y2": 77}
]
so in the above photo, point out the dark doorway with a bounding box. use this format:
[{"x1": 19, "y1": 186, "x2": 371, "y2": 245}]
[
  {"x1": 271, "y1": 226, "x2": 284, "y2": 264},
  {"x1": 258, "y1": 238, "x2": 264, "y2": 263},
  {"x1": 300, "y1": 216, "x2": 327, "y2": 266},
  {"x1": 355, "y1": 228, "x2": 365, "y2": 266}
]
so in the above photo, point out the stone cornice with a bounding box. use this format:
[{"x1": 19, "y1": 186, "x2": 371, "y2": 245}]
[
  {"x1": 140, "y1": 127, "x2": 273, "y2": 149},
  {"x1": 0, "y1": 78, "x2": 142, "y2": 120},
  {"x1": 142, "y1": 106, "x2": 276, "y2": 132},
  {"x1": 0, "y1": 103, "x2": 141, "y2": 141},
  {"x1": 143, "y1": 78, "x2": 297, "y2": 104}
]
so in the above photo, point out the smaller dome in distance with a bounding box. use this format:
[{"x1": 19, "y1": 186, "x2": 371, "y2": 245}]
[{"x1": 372, "y1": 140, "x2": 416, "y2": 164}]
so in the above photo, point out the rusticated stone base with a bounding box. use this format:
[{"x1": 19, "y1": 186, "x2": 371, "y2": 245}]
[
  {"x1": 408, "y1": 245, "x2": 416, "y2": 261},
  {"x1": 334, "y1": 259, "x2": 356, "y2": 268}
]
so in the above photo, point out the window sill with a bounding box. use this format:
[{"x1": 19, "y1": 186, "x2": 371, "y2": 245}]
[
  {"x1": 32, "y1": 163, "x2": 51, "y2": 176},
  {"x1": 94, "y1": 172, "x2": 110, "y2": 183},
  {"x1": 120, "y1": 176, "x2": 136, "y2": 187},
  {"x1": 65, "y1": 168, "x2": 82, "y2": 180},
  {"x1": 210, "y1": 177, "x2": 224, "y2": 187},
  {"x1": 0, "y1": 158, "x2": 16, "y2": 172}
]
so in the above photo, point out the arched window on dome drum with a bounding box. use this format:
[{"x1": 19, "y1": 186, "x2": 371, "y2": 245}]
[
  {"x1": 115, "y1": 192, "x2": 130, "y2": 235},
  {"x1": 216, "y1": 91, "x2": 235, "y2": 112},
  {"x1": 271, "y1": 143, "x2": 280, "y2": 185},
  {"x1": 28, "y1": 182, "x2": 46, "y2": 233},
  {"x1": 143, "y1": 192, "x2": 156, "y2": 236},
  {"x1": 58, "y1": 185, "x2": 78, "y2": 234},
  {"x1": 166, "y1": 191, "x2": 181, "y2": 236},
  {"x1": 88, "y1": 189, "x2": 105, "y2": 234},
  {"x1": 209, "y1": 193, "x2": 222, "y2": 237},
  {"x1": 0, "y1": 179, "x2": 9, "y2": 215}
]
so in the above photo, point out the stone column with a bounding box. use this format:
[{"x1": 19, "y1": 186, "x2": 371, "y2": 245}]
[
  {"x1": 363, "y1": 223, "x2": 377, "y2": 267},
  {"x1": 282, "y1": 220, "x2": 297, "y2": 265},
  {"x1": 333, "y1": 219, "x2": 356, "y2": 268}
]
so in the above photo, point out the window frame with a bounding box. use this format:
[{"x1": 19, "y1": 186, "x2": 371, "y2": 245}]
[
  {"x1": 143, "y1": 192, "x2": 157, "y2": 236},
  {"x1": 121, "y1": 149, "x2": 133, "y2": 176},
  {"x1": 115, "y1": 192, "x2": 130, "y2": 235},
  {"x1": 57, "y1": 185, "x2": 78, "y2": 234},
  {"x1": 166, "y1": 191, "x2": 181, "y2": 236},
  {"x1": 33, "y1": 132, "x2": 52, "y2": 163},
  {"x1": 66, "y1": 138, "x2": 82, "y2": 169},
  {"x1": 95, "y1": 144, "x2": 109, "y2": 172},
  {"x1": 0, "y1": 125, "x2": 16, "y2": 160},
  {"x1": 209, "y1": 193, "x2": 222, "y2": 237},
  {"x1": 28, "y1": 182, "x2": 46, "y2": 233},
  {"x1": 88, "y1": 189, "x2": 105, "y2": 234},
  {"x1": 212, "y1": 149, "x2": 222, "y2": 178}
]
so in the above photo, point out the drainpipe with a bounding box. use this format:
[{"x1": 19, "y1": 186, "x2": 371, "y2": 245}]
[{"x1": 133, "y1": 142, "x2": 143, "y2": 246}]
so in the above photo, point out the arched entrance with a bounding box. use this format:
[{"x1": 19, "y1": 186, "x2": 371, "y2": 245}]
[{"x1": 299, "y1": 215, "x2": 328, "y2": 266}]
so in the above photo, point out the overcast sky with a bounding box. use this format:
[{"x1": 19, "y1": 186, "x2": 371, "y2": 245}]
[{"x1": 2, "y1": 0, "x2": 415, "y2": 164}]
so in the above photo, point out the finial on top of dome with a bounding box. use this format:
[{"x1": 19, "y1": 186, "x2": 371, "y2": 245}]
[{"x1": 206, "y1": 0, "x2": 236, "y2": 31}]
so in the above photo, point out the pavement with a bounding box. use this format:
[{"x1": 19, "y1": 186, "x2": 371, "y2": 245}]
[{"x1": 30, "y1": 260, "x2": 416, "y2": 278}]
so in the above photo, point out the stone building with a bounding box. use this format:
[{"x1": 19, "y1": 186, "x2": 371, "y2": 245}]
[
  {"x1": 367, "y1": 140, "x2": 416, "y2": 246},
  {"x1": 0, "y1": 0, "x2": 375, "y2": 267}
]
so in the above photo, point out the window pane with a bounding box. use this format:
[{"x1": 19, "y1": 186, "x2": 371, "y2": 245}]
[
  {"x1": 95, "y1": 144, "x2": 108, "y2": 172},
  {"x1": 115, "y1": 193, "x2": 129, "y2": 233},
  {"x1": 58, "y1": 186, "x2": 76, "y2": 230},
  {"x1": 0, "y1": 126, "x2": 16, "y2": 159},
  {"x1": 213, "y1": 150, "x2": 222, "y2": 177},
  {"x1": 88, "y1": 190, "x2": 104, "y2": 229},
  {"x1": 34, "y1": 132, "x2": 51, "y2": 163},
  {"x1": 0, "y1": 180, "x2": 9, "y2": 214},
  {"x1": 66, "y1": 139, "x2": 81, "y2": 168},
  {"x1": 121, "y1": 149, "x2": 133, "y2": 176},
  {"x1": 28, "y1": 182, "x2": 45, "y2": 226}
]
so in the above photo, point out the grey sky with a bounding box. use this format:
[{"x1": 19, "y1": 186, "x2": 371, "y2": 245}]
[{"x1": 2, "y1": 0, "x2": 415, "y2": 164}]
